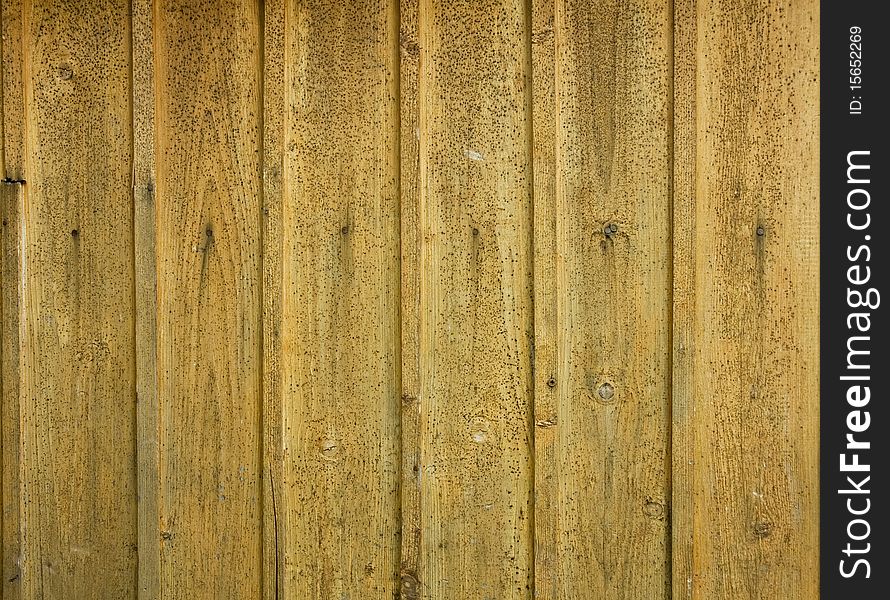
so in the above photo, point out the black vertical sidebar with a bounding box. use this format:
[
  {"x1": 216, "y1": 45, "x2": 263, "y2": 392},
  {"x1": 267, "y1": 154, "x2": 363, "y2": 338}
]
[{"x1": 821, "y1": 1, "x2": 887, "y2": 597}]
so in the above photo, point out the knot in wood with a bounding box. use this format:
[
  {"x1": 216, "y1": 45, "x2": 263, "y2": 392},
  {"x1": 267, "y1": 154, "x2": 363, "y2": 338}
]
[
  {"x1": 753, "y1": 521, "x2": 773, "y2": 538},
  {"x1": 643, "y1": 501, "x2": 664, "y2": 519},
  {"x1": 400, "y1": 571, "x2": 420, "y2": 599},
  {"x1": 597, "y1": 382, "x2": 615, "y2": 401}
]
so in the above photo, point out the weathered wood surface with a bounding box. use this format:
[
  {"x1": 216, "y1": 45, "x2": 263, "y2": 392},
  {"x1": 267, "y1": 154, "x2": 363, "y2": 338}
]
[
  {"x1": 416, "y1": 1, "x2": 536, "y2": 599},
  {"x1": 672, "y1": 0, "x2": 820, "y2": 598},
  {"x1": 0, "y1": 1, "x2": 819, "y2": 599},
  {"x1": 12, "y1": 1, "x2": 137, "y2": 598},
  {"x1": 399, "y1": 0, "x2": 423, "y2": 597},
  {"x1": 533, "y1": 1, "x2": 672, "y2": 598},
  {"x1": 132, "y1": 0, "x2": 159, "y2": 597},
  {"x1": 275, "y1": 1, "x2": 401, "y2": 598},
  {"x1": 1, "y1": 0, "x2": 24, "y2": 596},
  {"x1": 151, "y1": 0, "x2": 264, "y2": 597}
]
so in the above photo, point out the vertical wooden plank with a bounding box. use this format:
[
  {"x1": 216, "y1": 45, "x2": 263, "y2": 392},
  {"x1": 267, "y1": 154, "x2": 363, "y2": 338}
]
[
  {"x1": 17, "y1": 0, "x2": 136, "y2": 597},
  {"x1": 1, "y1": 0, "x2": 24, "y2": 595},
  {"x1": 678, "y1": 0, "x2": 820, "y2": 597},
  {"x1": 1, "y1": 185, "x2": 22, "y2": 600},
  {"x1": 278, "y1": 1, "x2": 401, "y2": 598},
  {"x1": 132, "y1": 0, "x2": 159, "y2": 597},
  {"x1": 261, "y1": 0, "x2": 285, "y2": 598},
  {"x1": 153, "y1": 0, "x2": 263, "y2": 596},
  {"x1": 398, "y1": 0, "x2": 422, "y2": 597},
  {"x1": 417, "y1": 1, "x2": 534, "y2": 597},
  {"x1": 530, "y1": 0, "x2": 557, "y2": 595},
  {"x1": 1, "y1": 0, "x2": 24, "y2": 180},
  {"x1": 537, "y1": 0, "x2": 673, "y2": 598},
  {"x1": 671, "y1": 1, "x2": 697, "y2": 599}
]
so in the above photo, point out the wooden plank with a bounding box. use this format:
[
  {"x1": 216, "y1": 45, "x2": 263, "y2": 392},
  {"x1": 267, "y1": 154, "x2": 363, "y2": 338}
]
[
  {"x1": 153, "y1": 0, "x2": 263, "y2": 596},
  {"x1": 530, "y1": 0, "x2": 557, "y2": 595},
  {"x1": 676, "y1": 0, "x2": 820, "y2": 597},
  {"x1": 398, "y1": 0, "x2": 422, "y2": 597},
  {"x1": 1, "y1": 0, "x2": 24, "y2": 180},
  {"x1": 261, "y1": 0, "x2": 285, "y2": 598},
  {"x1": 671, "y1": 1, "x2": 697, "y2": 598},
  {"x1": 16, "y1": 0, "x2": 137, "y2": 597},
  {"x1": 277, "y1": 1, "x2": 401, "y2": 597},
  {"x1": 1, "y1": 184, "x2": 22, "y2": 599},
  {"x1": 416, "y1": 1, "x2": 534, "y2": 597},
  {"x1": 1, "y1": 0, "x2": 24, "y2": 595},
  {"x1": 535, "y1": 1, "x2": 673, "y2": 598},
  {"x1": 132, "y1": 0, "x2": 160, "y2": 597}
]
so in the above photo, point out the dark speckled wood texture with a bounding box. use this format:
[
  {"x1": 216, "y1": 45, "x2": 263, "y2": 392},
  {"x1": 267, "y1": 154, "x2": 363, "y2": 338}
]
[{"x1": 0, "y1": 0, "x2": 818, "y2": 599}]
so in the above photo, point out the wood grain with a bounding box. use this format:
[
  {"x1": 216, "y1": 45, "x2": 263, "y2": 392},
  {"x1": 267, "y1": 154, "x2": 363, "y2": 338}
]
[
  {"x1": 0, "y1": 3, "x2": 822, "y2": 598},
  {"x1": 17, "y1": 0, "x2": 136, "y2": 597},
  {"x1": 277, "y1": 1, "x2": 401, "y2": 597},
  {"x1": 132, "y1": 0, "x2": 159, "y2": 597},
  {"x1": 261, "y1": 0, "x2": 285, "y2": 598},
  {"x1": 416, "y1": 1, "x2": 534, "y2": 597},
  {"x1": 673, "y1": 0, "x2": 820, "y2": 597},
  {"x1": 530, "y1": 0, "x2": 557, "y2": 594},
  {"x1": 153, "y1": 0, "x2": 263, "y2": 596},
  {"x1": 671, "y1": 1, "x2": 697, "y2": 598},
  {"x1": 1, "y1": 0, "x2": 24, "y2": 180},
  {"x1": 1, "y1": 0, "x2": 25, "y2": 596},
  {"x1": 1, "y1": 183, "x2": 22, "y2": 600},
  {"x1": 532, "y1": 1, "x2": 673, "y2": 598},
  {"x1": 399, "y1": 0, "x2": 422, "y2": 597}
]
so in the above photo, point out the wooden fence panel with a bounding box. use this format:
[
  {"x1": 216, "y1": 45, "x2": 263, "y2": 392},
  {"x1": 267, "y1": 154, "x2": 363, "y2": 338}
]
[
  {"x1": 274, "y1": 1, "x2": 402, "y2": 598},
  {"x1": 670, "y1": 0, "x2": 697, "y2": 597},
  {"x1": 1, "y1": 1, "x2": 25, "y2": 596},
  {"x1": 150, "y1": 0, "x2": 263, "y2": 596},
  {"x1": 260, "y1": 0, "x2": 284, "y2": 598},
  {"x1": 1, "y1": 183, "x2": 22, "y2": 600},
  {"x1": 0, "y1": 1, "x2": 820, "y2": 599},
  {"x1": 533, "y1": 1, "x2": 673, "y2": 599},
  {"x1": 15, "y1": 0, "x2": 136, "y2": 598},
  {"x1": 398, "y1": 0, "x2": 422, "y2": 597},
  {"x1": 671, "y1": 0, "x2": 820, "y2": 598},
  {"x1": 416, "y1": 1, "x2": 535, "y2": 597},
  {"x1": 132, "y1": 0, "x2": 159, "y2": 597}
]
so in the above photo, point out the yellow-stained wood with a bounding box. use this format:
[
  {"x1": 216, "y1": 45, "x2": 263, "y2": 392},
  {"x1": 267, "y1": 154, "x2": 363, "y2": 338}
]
[
  {"x1": 674, "y1": 0, "x2": 820, "y2": 597},
  {"x1": 0, "y1": 3, "x2": 824, "y2": 598},
  {"x1": 17, "y1": 0, "x2": 136, "y2": 597},
  {"x1": 261, "y1": 0, "x2": 285, "y2": 598},
  {"x1": 1, "y1": 184, "x2": 22, "y2": 599},
  {"x1": 1, "y1": 0, "x2": 24, "y2": 180},
  {"x1": 132, "y1": 0, "x2": 159, "y2": 597},
  {"x1": 671, "y1": 1, "x2": 697, "y2": 598},
  {"x1": 153, "y1": 0, "x2": 263, "y2": 596},
  {"x1": 530, "y1": 0, "x2": 557, "y2": 593},
  {"x1": 277, "y1": 1, "x2": 401, "y2": 597},
  {"x1": 417, "y1": 1, "x2": 534, "y2": 597},
  {"x1": 534, "y1": 1, "x2": 673, "y2": 598},
  {"x1": 398, "y1": 0, "x2": 422, "y2": 597},
  {"x1": 1, "y1": 0, "x2": 24, "y2": 595}
]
